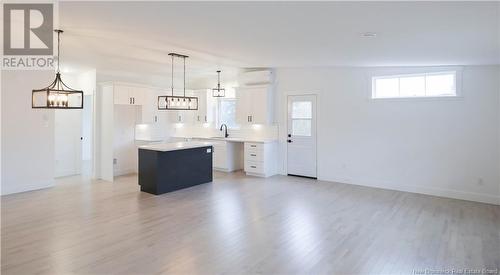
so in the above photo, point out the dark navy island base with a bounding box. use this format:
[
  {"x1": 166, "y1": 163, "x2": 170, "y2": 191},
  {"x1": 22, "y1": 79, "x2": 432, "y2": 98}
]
[{"x1": 138, "y1": 146, "x2": 213, "y2": 195}]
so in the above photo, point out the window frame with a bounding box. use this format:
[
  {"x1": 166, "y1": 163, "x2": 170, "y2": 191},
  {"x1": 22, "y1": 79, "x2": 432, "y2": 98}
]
[{"x1": 369, "y1": 68, "x2": 463, "y2": 101}]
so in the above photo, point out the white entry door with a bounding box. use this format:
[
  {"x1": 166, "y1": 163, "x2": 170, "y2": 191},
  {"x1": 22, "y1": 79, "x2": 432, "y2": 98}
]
[{"x1": 287, "y1": 95, "x2": 317, "y2": 178}]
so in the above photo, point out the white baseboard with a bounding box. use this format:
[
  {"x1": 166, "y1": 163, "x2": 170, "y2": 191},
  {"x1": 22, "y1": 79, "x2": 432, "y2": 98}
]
[
  {"x1": 1, "y1": 179, "x2": 55, "y2": 196},
  {"x1": 322, "y1": 176, "x2": 500, "y2": 205},
  {"x1": 113, "y1": 168, "x2": 137, "y2": 177}
]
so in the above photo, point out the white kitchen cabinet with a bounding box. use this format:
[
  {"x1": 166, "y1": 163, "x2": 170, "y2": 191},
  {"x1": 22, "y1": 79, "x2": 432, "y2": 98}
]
[
  {"x1": 140, "y1": 88, "x2": 165, "y2": 124},
  {"x1": 244, "y1": 142, "x2": 277, "y2": 177},
  {"x1": 163, "y1": 89, "x2": 197, "y2": 123},
  {"x1": 114, "y1": 84, "x2": 144, "y2": 105},
  {"x1": 193, "y1": 89, "x2": 209, "y2": 124},
  {"x1": 210, "y1": 140, "x2": 243, "y2": 172},
  {"x1": 235, "y1": 85, "x2": 274, "y2": 125},
  {"x1": 169, "y1": 110, "x2": 194, "y2": 123}
]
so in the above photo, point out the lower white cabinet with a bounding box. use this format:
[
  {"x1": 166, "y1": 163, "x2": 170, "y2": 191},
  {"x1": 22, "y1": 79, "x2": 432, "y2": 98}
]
[
  {"x1": 198, "y1": 140, "x2": 243, "y2": 172},
  {"x1": 244, "y1": 142, "x2": 277, "y2": 177}
]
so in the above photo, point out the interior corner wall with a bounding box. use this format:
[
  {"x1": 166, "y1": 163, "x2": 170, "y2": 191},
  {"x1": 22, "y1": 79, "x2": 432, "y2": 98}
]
[
  {"x1": 275, "y1": 65, "x2": 500, "y2": 205},
  {"x1": 1, "y1": 70, "x2": 55, "y2": 195}
]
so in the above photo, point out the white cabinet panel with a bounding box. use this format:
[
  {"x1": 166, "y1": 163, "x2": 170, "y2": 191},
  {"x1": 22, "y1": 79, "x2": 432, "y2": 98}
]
[
  {"x1": 114, "y1": 84, "x2": 145, "y2": 106},
  {"x1": 236, "y1": 88, "x2": 251, "y2": 124},
  {"x1": 235, "y1": 85, "x2": 274, "y2": 125},
  {"x1": 140, "y1": 88, "x2": 161, "y2": 124},
  {"x1": 114, "y1": 85, "x2": 131, "y2": 105},
  {"x1": 244, "y1": 142, "x2": 277, "y2": 177}
]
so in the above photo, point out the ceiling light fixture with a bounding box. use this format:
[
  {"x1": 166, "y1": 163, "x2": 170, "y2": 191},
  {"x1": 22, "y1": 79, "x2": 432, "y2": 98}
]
[
  {"x1": 361, "y1": 32, "x2": 377, "y2": 38},
  {"x1": 32, "y1": 29, "x2": 83, "y2": 109},
  {"x1": 158, "y1": 53, "x2": 198, "y2": 111},
  {"x1": 212, "y1": 70, "x2": 225, "y2": 97}
]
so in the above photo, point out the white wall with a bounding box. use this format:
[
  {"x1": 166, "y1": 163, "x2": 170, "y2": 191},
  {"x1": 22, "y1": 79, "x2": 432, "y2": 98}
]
[
  {"x1": 275, "y1": 65, "x2": 500, "y2": 204},
  {"x1": 1, "y1": 70, "x2": 55, "y2": 195}
]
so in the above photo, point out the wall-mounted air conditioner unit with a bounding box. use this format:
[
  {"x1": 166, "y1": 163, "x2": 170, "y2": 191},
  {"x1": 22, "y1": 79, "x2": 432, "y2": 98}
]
[{"x1": 239, "y1": 70, "x2": 273, "y2": 86}]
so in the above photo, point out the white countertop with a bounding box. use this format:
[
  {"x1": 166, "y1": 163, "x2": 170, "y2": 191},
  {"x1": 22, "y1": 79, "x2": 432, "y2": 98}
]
[
  {"x1": 139, "y1": 141, "x2": 213, "y2": 152},
  {"x1": 178, "y1": 136, "x2": 278, "y2": 144}
]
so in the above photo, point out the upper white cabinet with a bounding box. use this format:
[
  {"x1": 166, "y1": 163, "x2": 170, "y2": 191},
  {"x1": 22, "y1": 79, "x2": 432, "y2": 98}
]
[
  {"x1": 165, "y1": 89, "x2": 211, "y2": 124},
  {"x1": 193, "y1": 89, "x2": 209, "y2": 124},
  {"x1": 235, "y1": 85, "x2": 274, "y2": 125},
  {"x1": 141, "y1": 88, "x2": 165, "y2": 124},
  {"x1": 113, "y1": 84, "x2": 144, "y2": 105}
]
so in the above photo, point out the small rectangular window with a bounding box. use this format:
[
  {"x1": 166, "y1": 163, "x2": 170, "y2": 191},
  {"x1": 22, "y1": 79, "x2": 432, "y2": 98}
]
[{"x1": 372, "y1": 71, "x2": 457, "y2": 99}]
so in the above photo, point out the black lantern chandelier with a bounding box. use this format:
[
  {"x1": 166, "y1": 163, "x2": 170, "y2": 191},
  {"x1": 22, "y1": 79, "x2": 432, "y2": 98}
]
[
  {"x1": 212, "y1": 70, "x2": 225, "y2": 97},
  {"x1": 32, "y1": 29, "x2": 83, "y2": 109},
  {"x1": 158, "y1": 53, "x2": 198, "y2": 110}
]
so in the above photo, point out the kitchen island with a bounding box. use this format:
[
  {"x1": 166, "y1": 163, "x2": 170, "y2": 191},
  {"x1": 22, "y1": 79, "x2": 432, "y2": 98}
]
[{"x1": 138, "y1": 141, "x2": 213, "y2": 195}]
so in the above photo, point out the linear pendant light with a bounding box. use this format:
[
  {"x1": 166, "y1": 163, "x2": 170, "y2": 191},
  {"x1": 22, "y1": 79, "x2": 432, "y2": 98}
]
[
  {"x1": 158, "y1": 53, "x2": 198, "y2": 111},
  {"x1": 212, "y1": 70, "x2": 225, "y2": 97},
  {"x1": 32, "y1": 29, "x2": 83, "y2": 109}
]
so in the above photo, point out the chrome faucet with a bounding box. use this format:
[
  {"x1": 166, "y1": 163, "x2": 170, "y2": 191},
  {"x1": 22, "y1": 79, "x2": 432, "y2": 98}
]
[{"x1": 219, "y1": 124, "x2": 229, "y2": 138}]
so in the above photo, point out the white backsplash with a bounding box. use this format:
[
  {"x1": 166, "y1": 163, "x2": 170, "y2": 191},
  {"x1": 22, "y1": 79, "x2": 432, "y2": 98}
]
[{"x1": 171, "y1": 123, "x2": 279, "y2": 140}]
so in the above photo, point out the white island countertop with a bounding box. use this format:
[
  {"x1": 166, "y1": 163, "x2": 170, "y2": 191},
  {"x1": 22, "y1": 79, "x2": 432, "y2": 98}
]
[
  {"x1": 139, "y1": 141, "x2": 214, "y2": 152},
  {"x1": 177, "y1": 136, "x2": 278, "y2": 144}
]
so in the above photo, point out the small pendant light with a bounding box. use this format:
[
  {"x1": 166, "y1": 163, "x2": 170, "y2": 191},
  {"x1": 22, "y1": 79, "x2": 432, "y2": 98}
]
[
  {"x1": 32, "y1": 29, "x2": 83, "y2": 109},
  {"x1": 158, "y1": 53, "x2": 198, "y2": 110},
  {"x1": 212, "y1": 70, "x2": 225, "y2": 97}
]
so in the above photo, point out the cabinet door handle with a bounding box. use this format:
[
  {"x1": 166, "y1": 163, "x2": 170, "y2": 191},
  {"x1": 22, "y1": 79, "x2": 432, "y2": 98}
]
[
  {"x1": 197, "y1": 115, "x2": 200, "y2": 121},
  {"x1": 178, "y1": 115, "x2": 181, "y2": 122},
  {"x1": 250, "y1": 115, "x2": 252, "y2": 122},
  {"x1": 154, "y1": 115, "x2": 157, "y2": 122},
  {"x1": 250, "y1": 145, "x2": 256, "y2": 148},
  {"x1": 129, "y1": 98, "x2": 132, "y2": 104},
  {"x1": 205, "y1": 116, "x2": 207, "y2": 122},
  {"x1": 250, "y1": 165, "x2": 257, "y2": 168}
]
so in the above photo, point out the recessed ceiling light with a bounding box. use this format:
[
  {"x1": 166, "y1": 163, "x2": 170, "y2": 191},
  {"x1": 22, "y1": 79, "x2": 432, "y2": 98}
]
[{"x1": 361, "y1": 32, "x2": 377, "y2": 38}]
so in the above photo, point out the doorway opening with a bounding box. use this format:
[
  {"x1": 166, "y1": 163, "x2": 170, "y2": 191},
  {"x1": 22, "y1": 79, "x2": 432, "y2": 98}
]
[{"x1": 54, "y1": 94, "x2": 94, "y2": 180}]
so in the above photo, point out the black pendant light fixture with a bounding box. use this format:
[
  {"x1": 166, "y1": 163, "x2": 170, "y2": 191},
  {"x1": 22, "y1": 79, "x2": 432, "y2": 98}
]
[
  {"x1": 212, "y1": 70, "x2": 225, "y2": 97},
  {"x1": 158, "y1": 53, "x2": 198, "y2": 110},
  {"x1": 32, "y1": 29, "x2": 83, "y2": 109}
]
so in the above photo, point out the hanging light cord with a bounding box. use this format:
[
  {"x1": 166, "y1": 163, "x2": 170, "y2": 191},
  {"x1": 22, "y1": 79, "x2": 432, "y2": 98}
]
[
  {"x1": 171, "y1": 54, "x2": 174, "y2": 96},
  {"x1": 183, "y1": 56, "x2": 186, "y2": 97},
  {"x1": 56, "y1": 30, "x2": 61, "y2": 73}
]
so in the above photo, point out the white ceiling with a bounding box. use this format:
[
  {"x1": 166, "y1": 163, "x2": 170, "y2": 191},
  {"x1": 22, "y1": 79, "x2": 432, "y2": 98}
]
[{"x1": 59, "y1": 1, "x2": 500, "y2": 88}]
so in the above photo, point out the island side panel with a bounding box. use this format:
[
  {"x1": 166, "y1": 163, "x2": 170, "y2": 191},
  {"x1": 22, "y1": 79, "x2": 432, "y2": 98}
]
[
  {"x1": 155, "y1": 146, "x2": 213, "y2": 194},
  {"x1": 138, "y1": 149, "x2": 159, "y2": 194}
]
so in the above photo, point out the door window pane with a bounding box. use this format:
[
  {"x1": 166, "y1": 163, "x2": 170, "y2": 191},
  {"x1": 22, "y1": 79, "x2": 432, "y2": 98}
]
[
  {"x1": 292, "y1": 119, "x2": 311, "y2": 136},
  {"x1": 292, "y1": 101, "x2": 312, "y2": 119}
]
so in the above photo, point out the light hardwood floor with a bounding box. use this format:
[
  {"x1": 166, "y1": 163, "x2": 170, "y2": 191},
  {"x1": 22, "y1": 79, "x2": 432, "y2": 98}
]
[{"x1": 1, "y1": 172, "x2": 499, "y2": 274}]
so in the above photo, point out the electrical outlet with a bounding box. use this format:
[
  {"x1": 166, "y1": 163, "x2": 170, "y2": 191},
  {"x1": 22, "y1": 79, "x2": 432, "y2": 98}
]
[{"x1": 113, "y1": 158, "x2": 117, "y2": 165}]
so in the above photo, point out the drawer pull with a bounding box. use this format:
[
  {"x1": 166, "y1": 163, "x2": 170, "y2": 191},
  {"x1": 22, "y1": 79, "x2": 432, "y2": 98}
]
[
  {"x1": 250, "y1": 154, "x2": 256, "y2": 156},
  {"x1": 250, "y1": 165, "x2": 257, "y2": 168},
  {"x1": 250, "y1": 145, "x2": 256, "y2": 147}
]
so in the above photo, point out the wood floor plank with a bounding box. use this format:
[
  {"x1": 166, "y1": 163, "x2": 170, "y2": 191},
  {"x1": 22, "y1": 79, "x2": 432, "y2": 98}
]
[{"x1": 1, "y1": 172, "x2": 499, "y2": 274}]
